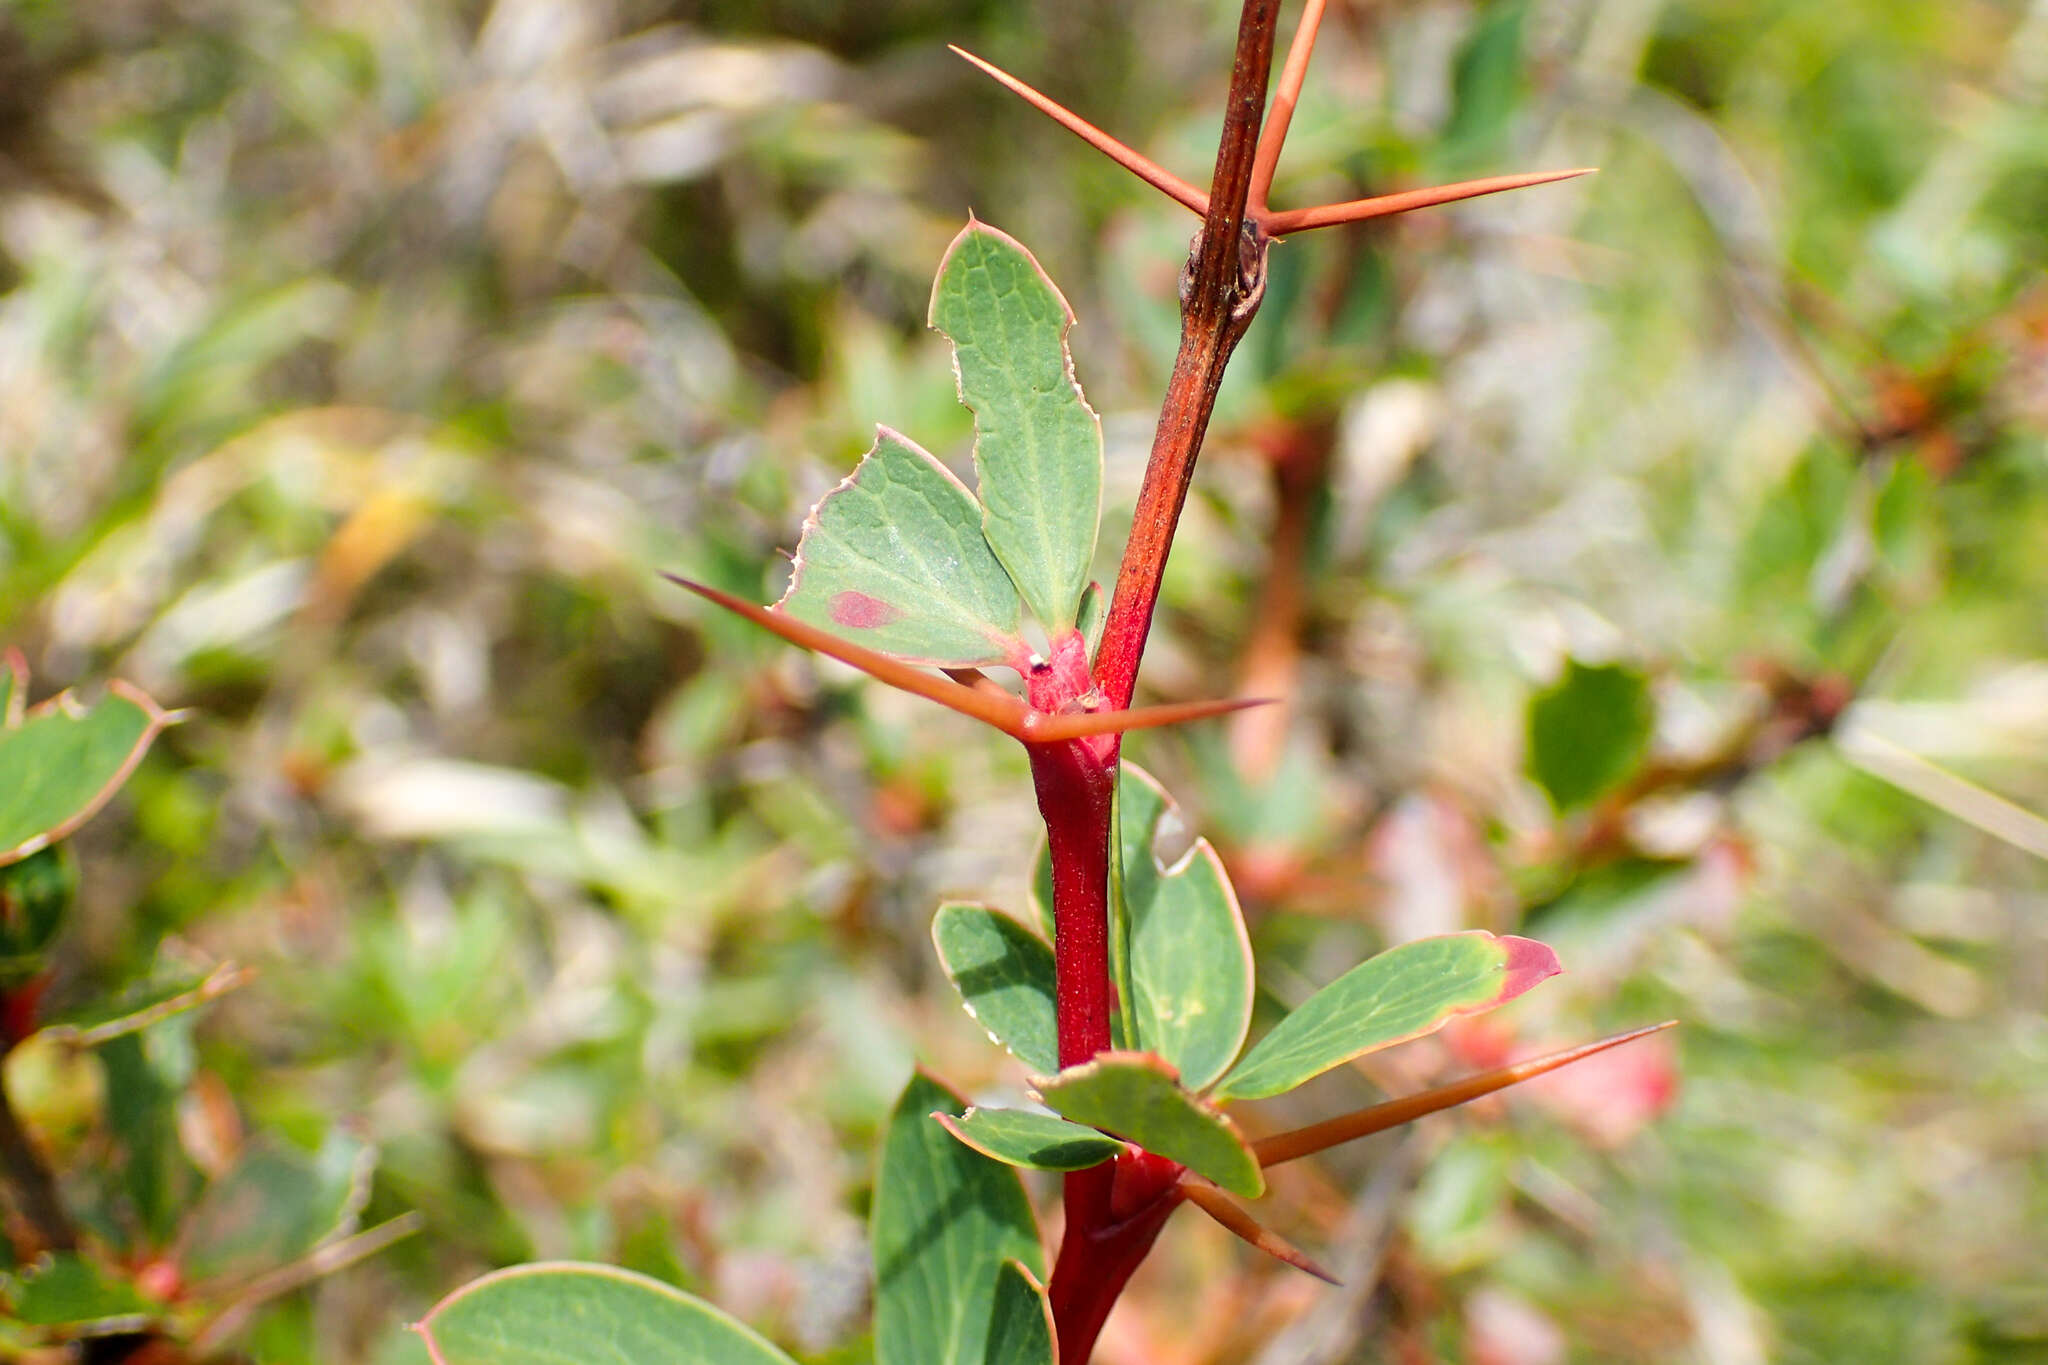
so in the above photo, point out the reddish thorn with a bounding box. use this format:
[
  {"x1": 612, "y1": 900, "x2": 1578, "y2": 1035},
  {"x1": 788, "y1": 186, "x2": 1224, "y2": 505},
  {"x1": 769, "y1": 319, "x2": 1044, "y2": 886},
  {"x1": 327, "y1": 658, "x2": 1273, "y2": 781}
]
[
  {"x1": 1252, "y1": 1021, "x2": 1678, "y2": 1169},
  {"x1": 1019, "y1": 695, "x2": 1273, "y2": 744},
  {"x1": 1260, "y1": 168, "x2": 1596, "y2": 237},
  {"x1": 1248, "y1": 0, "x2": 1328, "y2": 213},
  {"x1": 1180, "y1": 1182, "x2": 1339, "y2": 1284},
  {"x1": 949, "y1": 45, "x2": 1210, "y2": 218},
  {"x1": 664, "y1": 574, "x2": 1034, "y2": 738}
]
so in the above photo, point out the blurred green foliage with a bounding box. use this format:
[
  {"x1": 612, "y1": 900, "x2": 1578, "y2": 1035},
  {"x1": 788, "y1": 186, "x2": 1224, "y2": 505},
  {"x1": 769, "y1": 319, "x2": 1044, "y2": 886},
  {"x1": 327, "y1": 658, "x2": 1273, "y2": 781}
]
[{"x1": 0, "y1": 0, "x2": 2043, "y2": 1360}]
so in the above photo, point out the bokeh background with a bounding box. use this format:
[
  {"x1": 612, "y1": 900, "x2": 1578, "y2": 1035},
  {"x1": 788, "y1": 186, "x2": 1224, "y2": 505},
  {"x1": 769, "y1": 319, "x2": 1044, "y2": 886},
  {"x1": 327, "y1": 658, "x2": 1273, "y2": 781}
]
[{"x1": 2, "y1": 0, "x2": 2046, "y2": 1360}]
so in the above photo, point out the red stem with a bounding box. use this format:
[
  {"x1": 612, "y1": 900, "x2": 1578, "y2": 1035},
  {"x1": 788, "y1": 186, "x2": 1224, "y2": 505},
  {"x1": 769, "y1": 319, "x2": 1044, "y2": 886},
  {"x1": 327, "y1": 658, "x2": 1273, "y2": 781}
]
[
  {"x1": 1095, "y1": 0, "x2": 1281, "y2": 714},
  {"x1": 1040, "y1": 3, "x2": 1283, "y2": 1360}
]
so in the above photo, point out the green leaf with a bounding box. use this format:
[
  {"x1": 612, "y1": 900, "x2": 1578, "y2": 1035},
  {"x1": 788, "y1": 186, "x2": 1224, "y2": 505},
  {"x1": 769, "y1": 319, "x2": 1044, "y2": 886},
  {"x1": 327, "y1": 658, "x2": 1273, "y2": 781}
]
[
  {"x1": 929, "y1": 221, "x2": 1102, "y2": 632},
  {"x1": 39, "y1": 962, "x2": 249, "y2": 1047},
  {"x1": 0, "y1": 683, "x2": 174, "y2": 866},
  {"x1": 0, "y1": 651, "x2": 22, "y2": 728},
  {"x1": 936, "y1": 1107, "x2": 1126, "y2": 1172},
  {"x1": 1075, "y1": 582, "x2": 1106, "y2": 663},
  {"x1": 416, "y1": 1262, "x2": 797, "y2": 1365},
  {"x1": 777, "y1": 428, "x2": 1026, "y2": 668},
  {"x1": 1035, "y1": 1052, "x2": 1263, "y2": 1198},
  {"x1": 179, "y1": 1132, "x2": 373, "y2": 1287},
  {"x1": 931, "y1": 903, "x2": 1058, "y2": 1075},
  {"x1": 874, "y1": 1072, "x2": 1043, "y2": 1365},
  {"x1": 4, "y1": 1253, "x2": 152, "y2": 1330},
  {"x1": 985, "y1": 1261, "x2": 1057, "y2": 1365},
  {"x1": 1115, "y1": 765, "x2": 1254, "y2": 1091},
  {"x1": 1213, "y1": 932, "x2": 1562, "y2": 1102},
  {"x1": 1526, "y1": 659, "x2": 1653, "y2": 812},
  {"x1": 0, "y1": 849, "x2": 73, "y2": 984}
]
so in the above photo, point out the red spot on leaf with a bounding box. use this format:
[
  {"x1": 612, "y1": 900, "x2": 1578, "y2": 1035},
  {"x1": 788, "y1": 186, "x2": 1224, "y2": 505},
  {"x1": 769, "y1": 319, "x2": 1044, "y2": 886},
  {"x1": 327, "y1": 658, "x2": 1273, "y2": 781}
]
[{"x1": 830, "y1": 590, "x2": 902, "y2": 629}]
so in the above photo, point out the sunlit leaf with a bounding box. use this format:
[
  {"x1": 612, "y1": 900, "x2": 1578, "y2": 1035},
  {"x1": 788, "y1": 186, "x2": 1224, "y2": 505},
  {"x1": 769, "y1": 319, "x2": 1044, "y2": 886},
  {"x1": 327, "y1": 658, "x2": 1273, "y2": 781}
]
[
  {"x1": 931, "y1": 903, "x2": 1058, "y2": 1075},
  {"x1": 874, "y1": 1072, "x2": 1043, "y2": 1365},
  {"x1": 1525, "y1": 660, "x2": 1653, "y2": 812},
  {"x1": 1034, "y1": 1052, "x2": 1262, "y2": 1198},
  {"x1": 777, "y1": 428, "x2": 1026, "y2": 668},
  {"x1": 415, "y1": 1262, "x2": 796, "y2": 1365},
  {"x1": 936, "y1": 1106, "x2": 1126, "y2": 1171},
  {"x1": 929, "y1": 221, "x2": 1102, "y2": 632},
  {"x1": 1213, "y1": 932, "x2": 1560, "y2": 1102},
  {"x1": 1115, "y1": 765, "x2": 1254, "y2": 1090},
  {"x1": 0, "y1": 683, "x2": 175, "y2": 866}
]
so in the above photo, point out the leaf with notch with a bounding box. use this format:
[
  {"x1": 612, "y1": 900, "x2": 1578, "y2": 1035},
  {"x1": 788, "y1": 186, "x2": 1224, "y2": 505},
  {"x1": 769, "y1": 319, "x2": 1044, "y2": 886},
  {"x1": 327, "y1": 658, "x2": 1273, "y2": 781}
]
[
  {"x1": 1213, "y1": 932, "x2": 1561, "y2": 1102},
  {"x1": 415, "y1": 1262, "x2": 796, "y2": 1365},
  {"x1": 0, "y1": 683, "x2": 174, "y2": 866},
  {"x1": 1035, "y1": 1052, "x2": 1263, "y2": 1198},
  {"x1": 932, "y1": 903, "x2": 1058, "y2": 1075},
  {"x1": 930, "y1": 221, "x2": 1102, "y2": 632},
  {"x1": 777, "y1": 428, "x2": 1026, "y2": 668},
  {"x1": 936, "y1": 1107, "x2": 1126, "y2": 1172},
  {"x1": 1115, "y1": 765, "x2": 1253, "y2": 1091},
  {"x1": 874, "y1": 1072, "x2": 1043, "y2": 1365}
]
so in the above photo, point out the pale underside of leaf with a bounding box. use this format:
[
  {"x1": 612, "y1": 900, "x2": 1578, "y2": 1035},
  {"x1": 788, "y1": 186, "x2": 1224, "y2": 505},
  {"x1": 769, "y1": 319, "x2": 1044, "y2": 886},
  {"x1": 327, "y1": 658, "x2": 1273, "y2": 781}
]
[
  {"x1": 415, "y1": 1261, "x2": 797, "y2": 1365},
  {"x1": 778, "y1": 426, "x2": 1026, "y2": 668},
  {"x1": 1034, "y1": 1051, "x2": 1263, "y2": 1199},
  {"x1": 930, "y1": 221, "x2": 1102, "y2": 633},
  {"x1": 936, "y1": 1106, "x2": 1127, "y2": 1171},
  {"x1": 1213, "y1": 931, "x2": 1562, "y2": 1102}
]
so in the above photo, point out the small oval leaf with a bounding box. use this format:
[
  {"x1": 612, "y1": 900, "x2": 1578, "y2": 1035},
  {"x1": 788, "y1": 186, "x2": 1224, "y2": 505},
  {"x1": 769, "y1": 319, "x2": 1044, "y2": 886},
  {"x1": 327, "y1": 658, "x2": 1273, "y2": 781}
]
[
  {"x1": 937, "y1": 1107, "x2": 1127, "y2": 1171},
  {"x1": 416, "y1": 1262, "x2": 796, "y2": 1365},
  {"x1": 932, "y1": 903, "x2": 1059, "y2": 1075},
  {"x1": 1034, "y1": 1052, "x2": 1263, "y2": 1199},
  {"x1": 1213, "y1": 932, "x2": 1561, "y2": 1102}
]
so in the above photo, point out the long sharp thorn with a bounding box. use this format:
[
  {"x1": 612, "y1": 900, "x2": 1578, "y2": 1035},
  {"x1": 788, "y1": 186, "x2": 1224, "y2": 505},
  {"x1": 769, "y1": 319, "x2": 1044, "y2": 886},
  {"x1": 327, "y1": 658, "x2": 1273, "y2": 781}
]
[
  {"x1": 949, "y1": 45, "x2": 1210, "y2": 217},
  {"x1": 1262, "y1": 167, "x2": 1596, "y2": 237},
  {"x1": 1181, "y1": 1182, "x2": 1339, "y2": 1285},
  {"x1": 1253, "y1": 1021, "x2": 1678, "y2": 1169},
  {"x1": 1248, "y1": 0, "x2": 1329, "y2": 214},
  {"x1": 1021, "y1": 695, "x2": 1273, "y2": 743},
  {"x1": 664, "y1": 574, "x2": 1034, "y2": 738}
]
